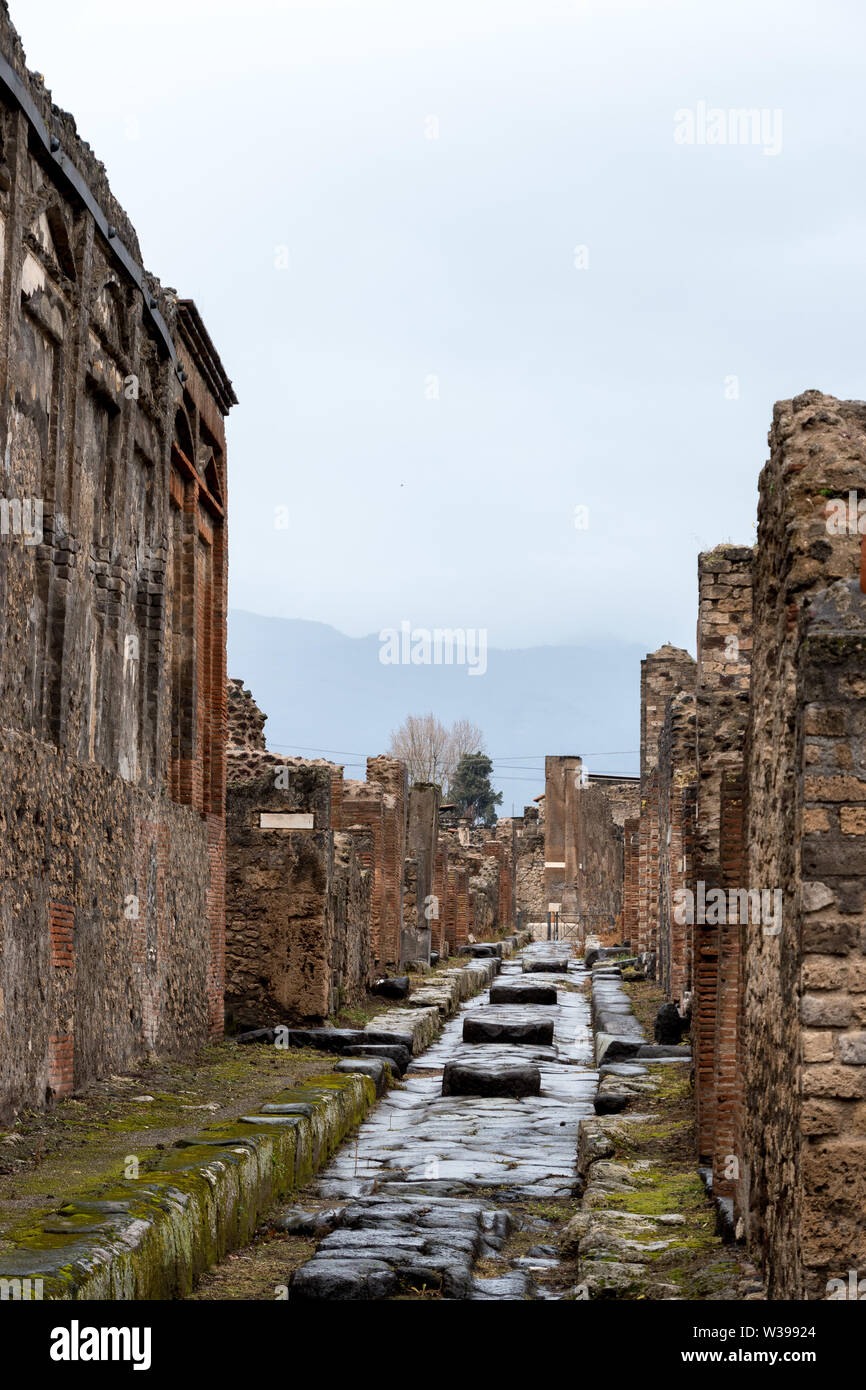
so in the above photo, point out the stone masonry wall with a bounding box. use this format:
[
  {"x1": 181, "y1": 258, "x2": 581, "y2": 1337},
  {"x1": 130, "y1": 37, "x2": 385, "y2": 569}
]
[
  {"x1": 0, "y1": 7, "x2": 234, "y2": 1119},
  {"x1": 225, "y1": 682, "x2": 374, "y2": 1027},
  {"x1": 743, "y1": 390, "x2": 866, "y2": 1297},
  {"x1": 512, "y1": 804, "x2": 546, "y2": 923}
]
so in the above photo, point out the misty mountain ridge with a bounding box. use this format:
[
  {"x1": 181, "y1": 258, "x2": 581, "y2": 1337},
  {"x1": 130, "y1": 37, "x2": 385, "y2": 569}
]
[{"x1": 227, "y1": 610, "x2": 646, "y2": 813}]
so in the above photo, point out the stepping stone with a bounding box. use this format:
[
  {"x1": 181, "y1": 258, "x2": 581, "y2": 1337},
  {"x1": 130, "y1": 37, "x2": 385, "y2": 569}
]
[
  {"x1": 291, "y1": 1258, "x2": 398, "y2": 1300},
  {"x1": 463, "y1": 1015, "x2": 554, "y2": 1046},
  {"x1": 596, "y1": 1033, "x2": 644, "y2": 1064},
  {"x1": 442, "y1": 1060, "x2": 541, "y2": 1098},
  {"x1": 522, "y1": 960, "x2": 569, "y2": 973},
  {"x1": 594, "y1": 1092, "x2": 630, "y2": 1115},
  {"x1": 334, "y1": 1057, "x2": 389, "y2": 1095},
  {"x1": 371, "y1": 976, "x2": 410, "y2": 1000},
  {"x1": 287, "y1": 1027, "x2": 415, "y2": 1054},
  {"x1": 344, "y1": 1043, "x2": 411, "y2": 1076},
  {"x1": 471, "y1": 1272, "x2": 535, "y2": 1300},
  {"x1": 235, "y1": 1027, "x2": 278, "y2": 1045},
  {"x1": 489, "y1": 982, "x2": 557, "y2": 1005},
  {"x1": 275, "y1": 1206, "x2": 345, "y2": 1235}
]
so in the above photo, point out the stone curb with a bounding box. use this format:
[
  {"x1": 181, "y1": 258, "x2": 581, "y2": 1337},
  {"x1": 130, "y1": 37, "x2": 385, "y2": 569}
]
[{"x1": 0, "y1": 1072, "x2": 375, "y2": 1300}]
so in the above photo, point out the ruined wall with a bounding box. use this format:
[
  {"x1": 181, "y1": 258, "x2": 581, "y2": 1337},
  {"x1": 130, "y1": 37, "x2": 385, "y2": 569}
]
[
  {"x1": 227, "y1": 677, "x2": 267, "y2": 751},
  {"x1": 691, "y1": 545, "x2": 753, "y2": 1181},
  {"x1": 657, "y1": 690, "x2": 696, "y2": 1005},
  {"x1": 0, "y1": 727, "x2": 211, "y2": 1119},
  {"x1": 587, "y1": 775, "x2": 640, "y2": 827},
  {"x1": 225, "y1": 683, "x2": 374, "y2": 1026},
  {"x1": 638, "y1": 646, "x2": 695, "y2": 960},
  {"x1": 364, "y1": 756, "x2": 407, "y2": 968},
  {"x1": 743, "y1": 390, "x2": 866, "y2": 1297},
  {"x1": 0, "y1": 10, "x2": 234, "y2": 1119},
  {"x1": 512, "y1": 804, "x2": 546, "y2": 922},
  {"x1": 794, "y1": 581, "x2": 866, "y2": 1298},
  {"x1": 402, "y1": 782, "x2": 439, "y2": 964},
  {"x1": 573, "y1": 784, "x2": 625, "y2": 944},
  {"x1": 622, "y1": 815, "x2": 640, "y2": 946}
]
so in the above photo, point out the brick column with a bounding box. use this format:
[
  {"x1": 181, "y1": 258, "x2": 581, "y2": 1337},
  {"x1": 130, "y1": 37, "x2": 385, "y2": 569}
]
[
  {"x1": 48, "y1": 902, "x2": 75, "y2": 1099},
  {"x1": 693, "y1": 545, "x2": 753, "y2": 1170},
  {"x1": 639, "y1": 646, "x2": 695, "y2": 967},
  {"x1": 713, "y1": 767, "x2": 747, "y2": 1198}
]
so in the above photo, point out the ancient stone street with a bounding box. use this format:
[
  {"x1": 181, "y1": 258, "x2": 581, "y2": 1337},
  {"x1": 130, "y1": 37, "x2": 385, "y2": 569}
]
[{"x1": 287, "y1": 943, "x2": 595, "y2": 1299}]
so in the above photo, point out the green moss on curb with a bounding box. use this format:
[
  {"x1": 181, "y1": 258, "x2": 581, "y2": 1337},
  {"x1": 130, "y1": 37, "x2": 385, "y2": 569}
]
[{"x1": 0, "y1": 1072, "x2": 374, "y2": 1300}]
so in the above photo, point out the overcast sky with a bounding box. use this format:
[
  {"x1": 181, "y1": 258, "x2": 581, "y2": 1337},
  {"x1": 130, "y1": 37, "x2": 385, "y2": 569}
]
[{"x1": 16, "y1": 0, "x2": 866, "y2": 655}]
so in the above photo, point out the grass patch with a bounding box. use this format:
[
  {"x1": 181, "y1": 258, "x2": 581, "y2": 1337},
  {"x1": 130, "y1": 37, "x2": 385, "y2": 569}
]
[{"x1": 0, "y1": 1041, "x2": 338, "y2": 1231}]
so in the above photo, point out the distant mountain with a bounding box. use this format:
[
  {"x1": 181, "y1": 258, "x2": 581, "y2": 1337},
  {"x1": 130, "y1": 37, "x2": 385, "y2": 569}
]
[{"x1": 227, "y1": 610, "x2": 646, "y2": 814}]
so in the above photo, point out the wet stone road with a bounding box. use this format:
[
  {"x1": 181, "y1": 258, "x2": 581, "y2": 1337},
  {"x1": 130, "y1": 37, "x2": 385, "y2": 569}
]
[{"x1": 288, "y1": 942, "x2": 597, "y2": 1300}]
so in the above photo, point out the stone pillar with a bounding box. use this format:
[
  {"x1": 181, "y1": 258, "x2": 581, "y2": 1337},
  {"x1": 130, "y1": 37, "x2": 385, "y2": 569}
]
[
  {"x1": 367, "y1": 756, "x2": 408, "y2": 970},
  {"x1": 623, "y1": 815, "x2": 640, "y2": 947},
  {"x1": 639, "y1": 646, "x2": 696, "y2": 964},
  {"x1": 544, "y1": 755, "x2": 581, "y2": 920},
  {"x1": 402, "y1": 782, "x2": 440, "y2": 964}
]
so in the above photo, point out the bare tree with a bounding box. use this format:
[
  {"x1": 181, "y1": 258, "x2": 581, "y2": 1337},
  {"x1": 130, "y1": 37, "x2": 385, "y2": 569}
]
[
  {"x1": 444, "y1": 718, "x2": 485, "y2": 793},
  {"x1": 389, "y1": 714, "x2": 485, "y2": 795},
  {"x1": 388, "y1": 712, "x2": 451, "y2": 787}
]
